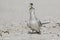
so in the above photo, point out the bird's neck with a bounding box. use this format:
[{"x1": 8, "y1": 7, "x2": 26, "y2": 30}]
[{"x1": 29, "y1": 7, "x2": 37, "y2": 20}]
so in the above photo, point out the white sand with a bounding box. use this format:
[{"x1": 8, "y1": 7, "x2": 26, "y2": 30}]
[
  {"x1": 0, "y1": 21, "x2": 60, "y2": 40},
  {"x1": 0, "y1": 0, "x2": 60, "y2": 40}
]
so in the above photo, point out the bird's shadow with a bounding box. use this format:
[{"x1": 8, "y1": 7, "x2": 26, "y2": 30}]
[{"x1": 28, "y1": 31, "x2": 41, "y2": 34}]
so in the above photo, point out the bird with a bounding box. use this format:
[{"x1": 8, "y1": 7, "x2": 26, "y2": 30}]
[
  {"x1": 27, "y1": 3, "x2": 50, "y2": 34},
  {"x1": 27, "y1": 3, "x2": 42, "y2": 34}
]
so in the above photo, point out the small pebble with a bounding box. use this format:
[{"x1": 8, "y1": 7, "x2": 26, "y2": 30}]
[
  {"x1": 0, "y1": 33, "x2": 2, "y2": 37},
  {"x1": 43, "y1": 26, "x2": 46, "y2": 27},
  {"x1": 49, "y1": 32, "x2": 52, "y2": 34},
  {"x1": 57, "y1": 34, "x2": 60, "y2": 37},
  {"x1": 52, "y1": 26, "x2": 56, "y2": 28}
]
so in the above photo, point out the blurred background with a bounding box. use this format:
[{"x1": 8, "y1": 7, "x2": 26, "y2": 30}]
[{"x1": 0, "y1": 0, "x2": 60, "y2": 26}]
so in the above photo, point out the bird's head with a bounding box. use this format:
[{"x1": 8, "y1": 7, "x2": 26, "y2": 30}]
[{"x1": 29, "y1": 3, "x2": 33, "y2": 8}]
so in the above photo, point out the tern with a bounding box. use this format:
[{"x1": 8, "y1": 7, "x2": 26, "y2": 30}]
[
  {"x1": 27, "y1": 3, "x2": 42, "y2": 34},
  {"x1": 27, "y1": 3, "x2": 50, "y2": 34}
]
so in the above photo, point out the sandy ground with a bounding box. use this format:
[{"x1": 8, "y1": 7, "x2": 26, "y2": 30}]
[
  {"x1": 0, "y1": 0, "x2": 60, "y2": 40},
  {"x1": 0, "y1": 21, "x2": 60, "y2": 40}
]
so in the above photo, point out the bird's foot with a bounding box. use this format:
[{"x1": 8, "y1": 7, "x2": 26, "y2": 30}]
[{"x1": 36, "y1": 31, "x2": 41, "y2": 34}]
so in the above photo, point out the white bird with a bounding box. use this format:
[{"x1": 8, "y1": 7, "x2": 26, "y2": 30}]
[
  {"x1": 27, "y1": 3, "x2": 50, "y2": 34},
  {"x1": 27, "y1": 3, "x2": 42, "y2": 34}
]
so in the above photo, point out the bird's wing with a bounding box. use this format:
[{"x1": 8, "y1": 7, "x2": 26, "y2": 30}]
[
  {"x1": 38, "y1": 20, "x2": 42, "y2": 27},
  {"x1": 42, "y1": 22, "x2": 50, "y2": 25}
]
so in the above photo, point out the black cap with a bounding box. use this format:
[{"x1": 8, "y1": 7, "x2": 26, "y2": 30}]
[{"x1": 30, "y1": 3, "x2": 33, "y2": 5}]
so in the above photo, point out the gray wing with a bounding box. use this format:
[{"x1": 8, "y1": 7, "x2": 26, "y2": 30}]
[
  {"x1": 38, "y1": 20, "x2": 42, "y2": 27},
  {"x1": 42, "y1": 22, "x2": 50, "y2": 25}
]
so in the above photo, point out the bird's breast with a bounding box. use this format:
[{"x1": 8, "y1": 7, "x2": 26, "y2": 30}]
[{"x1": 29, "y1": 20, "x2": 38, "y2": 25}]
